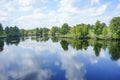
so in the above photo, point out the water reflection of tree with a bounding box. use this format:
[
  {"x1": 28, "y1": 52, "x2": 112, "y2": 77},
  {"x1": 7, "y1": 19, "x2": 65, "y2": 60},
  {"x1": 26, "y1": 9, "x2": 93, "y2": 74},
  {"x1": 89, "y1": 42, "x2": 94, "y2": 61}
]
[
  {"x1": 5, "y1": 37, "x2": 20, "y2": 46},
  {"x1": 31, "y1": 36, "x2": 49, "y2": 42},
  {"x1": 69, "y1": 40, "x2": 89, "y2": 50},
  {"x1": 55, "y1": 38, "x2": 120, "y2": 60},
  {"x1": 60, "y1": 39, "x2": 89, "y2": 51},
  {"x1": 60, "y1": 40, "x2": 69, "y2": 51},
  {"x1": 89, "y1": 40, "x2": 107, "y2": 56},
  {"x1": 51, "y1": 37, "x2": 59, "y2": 42},
  {"x1": 21, "y1": 36, "x2": 29, "y2": 42},
  {"x1": 40, "y1": 37, "x2": 49, "y2": 42},
  {"x1": 3, "y1": 36, "x2": 120, "y2": 61},
  {"x1": 108, "y1": 41, "x2": 120, "y2": 61},
  {"x1": 0, "y1": 40, "x2": 4, "y2": 52},
  {"x1": 93, "y1": 42, "x2": 102, "y2": 56}
]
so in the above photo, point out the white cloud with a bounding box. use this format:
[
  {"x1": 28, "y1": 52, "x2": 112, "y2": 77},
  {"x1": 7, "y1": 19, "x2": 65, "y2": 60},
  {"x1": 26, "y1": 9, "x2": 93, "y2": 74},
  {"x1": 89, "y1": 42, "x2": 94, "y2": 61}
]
[
  {"x1": 12, "y1": 0, "x2": 80, "y2": 29},
  {"x1": 91, "y1": 0, "x2": 99, "y2": 6},
  {"x1": 116, "y1": 3, "x2": 120, "y2": 10},
  {"x1": 40, "y1": 0, "x2": 49, "y2": 3},
  {"x1": 94, "y1": 4, "x2": 107, "y2": 16},
  {"x1": 13, "y1": 10, "x2": 58, "y2": 29},
  {"x1": 60, "y1": 49, "x2": 86, "y2": 80},
  {"x1": 5, "y1": 2, "x2": 16, "y2": 12},
  {"x1": 18, "y1": 0, "x2": 34, "y2": 6},
  {"x1": 0, "y1": 10, "x2": 9, "y2": 21},
  {"x1": 11, "y1": 0, "x2": 109, "y2": 29},
  {"x1": 117, "y1": 59, "x2": 120, "y2": 66},
  {"x1": 0, "y1": 0, "x2": 118, "y2": 29},
  {"x1": 19, "y1": 6, "x2": 32, "y2": 11},
  {"x1": 0, "y1": 10, "x2": 8, "y2": 17}
]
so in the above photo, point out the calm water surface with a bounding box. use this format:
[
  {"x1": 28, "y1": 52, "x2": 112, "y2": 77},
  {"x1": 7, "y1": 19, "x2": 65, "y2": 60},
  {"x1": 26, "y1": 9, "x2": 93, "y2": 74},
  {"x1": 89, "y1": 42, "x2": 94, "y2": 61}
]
[{"x1": 0, "y1": 37, "x2": 120, "y2": 80}]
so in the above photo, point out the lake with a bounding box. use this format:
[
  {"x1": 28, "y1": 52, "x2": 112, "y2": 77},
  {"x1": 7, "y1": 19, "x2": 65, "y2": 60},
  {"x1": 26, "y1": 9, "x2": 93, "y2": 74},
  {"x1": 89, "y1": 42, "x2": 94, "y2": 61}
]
[{"x1": 0, "y1": 36, "x2": 120, "y2": 80}]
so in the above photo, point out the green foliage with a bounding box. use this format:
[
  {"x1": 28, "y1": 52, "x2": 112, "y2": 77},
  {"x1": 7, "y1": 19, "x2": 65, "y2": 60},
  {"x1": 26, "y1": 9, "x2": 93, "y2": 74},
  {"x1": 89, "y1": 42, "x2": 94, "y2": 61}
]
[
  {"x1": 93, "y1": 21, "x2": 102, "y2": 37},
  {"x1": 42, "y1": 28, "x2": 49, "y2": 35},
  {"x1": 61, "y1": 23, "x2": 70, "y2": 35},
  {"x1": 33, "y1": 27, "x2": 49, "y2": 36},
  {"x1": 0, "y1": 16, "x2": 120, "y2": 39},
  {"x1": 70, "y1": 24, "x2": 89, "y2": 38},
  {"x1": 39, "y1": 28, "x2": 43, "y2": 35},
  {"x1": 0, "y1": 23, "x2": 3, "y2": 35},
  {"x1": 5, "y1": 26, "x2": 21, "y2": 37},
  {"x1": 50, "y1": 26, "x2": 60, "y2": 35},
  {"x1": 5, "y1": 26, "x2": 9, "y2": 35},
  {"x1": 102, "y1": 27, "x2": 108, "y2": 38},
  {"x1": 36, "y1": 28, "x2": 39, "y2": 36},
  {"x1": 71, "y1": 25, "x2": 82, "y2": 38},
  {"x1": 109, "y1": 17, "x2": 120, "y2": 38},
  {"x1": 20, "y1": 29, "x2": 28, "y2": 36}
]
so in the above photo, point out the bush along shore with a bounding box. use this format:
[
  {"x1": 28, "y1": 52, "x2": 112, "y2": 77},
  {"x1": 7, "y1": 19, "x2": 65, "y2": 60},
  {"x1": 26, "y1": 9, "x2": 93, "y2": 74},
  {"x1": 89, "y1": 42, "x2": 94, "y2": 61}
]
[{"x1": 0, "y1": 16, "x2": 120, "y2": 40}]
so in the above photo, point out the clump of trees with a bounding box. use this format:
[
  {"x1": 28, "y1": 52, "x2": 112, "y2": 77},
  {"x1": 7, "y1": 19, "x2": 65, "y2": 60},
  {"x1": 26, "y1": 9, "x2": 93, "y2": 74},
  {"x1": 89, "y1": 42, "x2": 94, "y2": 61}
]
[
  {"x1": 0, "y1": 24, "x2": 21, "y2": 38},
  {"x1": 0, "y1": 16, "x2": 120, "y2": 39},
  {"x1": 5, "y1": 26, "x2": 21, "y2": 37},
  {"x1": 60, "y1": 23, "x2": 70, "y2": 35},
  {"x1": 50, "y1": 26, "x2": 60, "y2": 36},
  {"x1": 20, "y1": 29, "x2": 29, "y2": 36},
  {"x1": 70, "y1": 24, "x2": 89, "y2": 39},
  {"x1": 35, "y1": 28, "x2": 50, "y2": 36},
  {"x1": 109, "y1": 17, "x2": 120, "y2": 39}
]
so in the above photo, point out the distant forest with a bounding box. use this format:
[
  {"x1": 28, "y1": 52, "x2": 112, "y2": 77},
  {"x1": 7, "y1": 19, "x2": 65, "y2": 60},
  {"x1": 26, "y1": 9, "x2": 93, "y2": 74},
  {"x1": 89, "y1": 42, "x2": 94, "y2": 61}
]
[{"x1": 0, "y1": 16, "x2": 120, "y2": 39}]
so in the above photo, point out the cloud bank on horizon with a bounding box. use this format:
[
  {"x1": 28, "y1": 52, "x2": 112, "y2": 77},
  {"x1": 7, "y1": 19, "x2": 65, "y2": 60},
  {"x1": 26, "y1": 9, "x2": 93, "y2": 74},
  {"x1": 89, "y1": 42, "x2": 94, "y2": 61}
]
[{"x1": 0, "y1": 0, "x2": 120, "y2": 29}]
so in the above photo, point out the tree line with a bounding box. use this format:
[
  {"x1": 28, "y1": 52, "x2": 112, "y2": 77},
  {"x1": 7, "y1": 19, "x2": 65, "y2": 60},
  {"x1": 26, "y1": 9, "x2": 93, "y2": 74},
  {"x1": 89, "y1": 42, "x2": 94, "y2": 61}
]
[
  {"x1": 0, "y1": 25, "x2": 21, "y2": 37},
  {"x1": 0, "y1": 16, "x2": 120, "y2": 39}
]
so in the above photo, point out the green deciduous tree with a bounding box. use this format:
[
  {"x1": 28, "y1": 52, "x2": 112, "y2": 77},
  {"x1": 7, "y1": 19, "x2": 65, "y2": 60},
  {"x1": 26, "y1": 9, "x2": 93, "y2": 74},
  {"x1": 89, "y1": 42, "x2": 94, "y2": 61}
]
[
  {"x1": 70, "y1": 24, "x2": 89, "y2": 38},
  {"x1": 93, "y1": 21, "x2": 101, "y2": 37},
  {"x1": 109, "y1": 17, "x2": 120, "y2": 39},
  {"x1": 42, "y1": 28, "x2": 49, "y2": 35},
  {"x1": 5, "y1": 26, "x2": 21, "y2": 37},
  {"x1": 61, "y1": 23, "x2": 70, "y2": 35},
  {"x1": 50, "y1": 26, "x2": 60, "y2": 36},
  {"x1": 5, "y1": 26, "x2": 9, "y2": 36},
  {"x1": 102, "y1": 27, "x2": 108, "y2": 38},
  {"x1": 39, "y1": 28, "x2": 43, "y2": 36},
  {"x1": 36, "y1": 28, "x2": 39, "y2": 36},
  {"x1": 0, "y1": 23, "x2": 3, "y2": 35}
]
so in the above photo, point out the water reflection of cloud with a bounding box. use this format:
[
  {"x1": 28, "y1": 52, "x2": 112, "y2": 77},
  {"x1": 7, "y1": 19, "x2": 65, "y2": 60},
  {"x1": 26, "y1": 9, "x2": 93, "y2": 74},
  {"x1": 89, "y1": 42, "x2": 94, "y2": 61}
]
[
  {"x1": 60, "y1": 50, "x2": 86, "y2": 80},
  {"x1": 0, "y1": 39, "x2": 110, "y2": 80},
  {"x1": 0, "y1": 44, "x2": 53, "y2": 80},
  {"x1": 117, "y1": 59, "x2": 120, "y2": 67},
  {"x1": 58, "y1": 45, "x2": 109, "y2": 80},
  {"x1": 19, "y1": 39, "x2": 62, "y2": 54}
]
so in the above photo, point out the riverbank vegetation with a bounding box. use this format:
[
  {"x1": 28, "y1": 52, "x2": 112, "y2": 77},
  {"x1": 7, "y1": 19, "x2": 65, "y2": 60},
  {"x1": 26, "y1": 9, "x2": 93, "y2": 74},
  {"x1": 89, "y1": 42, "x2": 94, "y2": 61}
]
[{"x1": 0, "y1": 16, "x2": 120, "y2": 39}]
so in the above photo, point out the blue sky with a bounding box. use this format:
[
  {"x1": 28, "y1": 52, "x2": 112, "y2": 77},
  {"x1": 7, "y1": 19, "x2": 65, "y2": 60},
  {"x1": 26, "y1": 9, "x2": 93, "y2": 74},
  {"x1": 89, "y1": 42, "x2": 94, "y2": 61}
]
[{"x1": 0, "y1": 0, "x2": 120, "y2": 29}]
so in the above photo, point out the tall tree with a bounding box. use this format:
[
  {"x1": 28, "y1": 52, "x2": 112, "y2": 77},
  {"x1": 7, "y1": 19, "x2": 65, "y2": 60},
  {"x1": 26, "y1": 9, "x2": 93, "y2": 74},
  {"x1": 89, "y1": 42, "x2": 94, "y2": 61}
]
[
  {"x1": 39, "y1": 28, "x2": 43, "y2": 36},
  {"x1": 14, "y1": 26, "x2": 20, "y2": 36},
  {"x1": 42, "y1": 28, "x2": 49, "y2": 36},
  {"x1": 5, "y1": 26, "x2": 21, "y2": 37},
  {"x1": 93, "y1": 20, "x2": 101, "y2": 37},
  {"x1": 5, "y1": 26, "x2": 9, "y2": 36},
  {"x1": 109, "y1": 17, "x2": 120, "y2": 38},
  {"x1": 50, "y1": 26, "x2": 60, "y2": 36},
  {"x1": 0, "y1": 23, "x2": 3, "y2": 35},
  {"x1": 36, "y1": 28, "x2": 39, "y2": 36},
  {"x1": 102, "y1": 27, "x2": 108, "y2": 38},
  {"x1": 61, "y1": 23, "x2": 70, "y2": 35}
]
